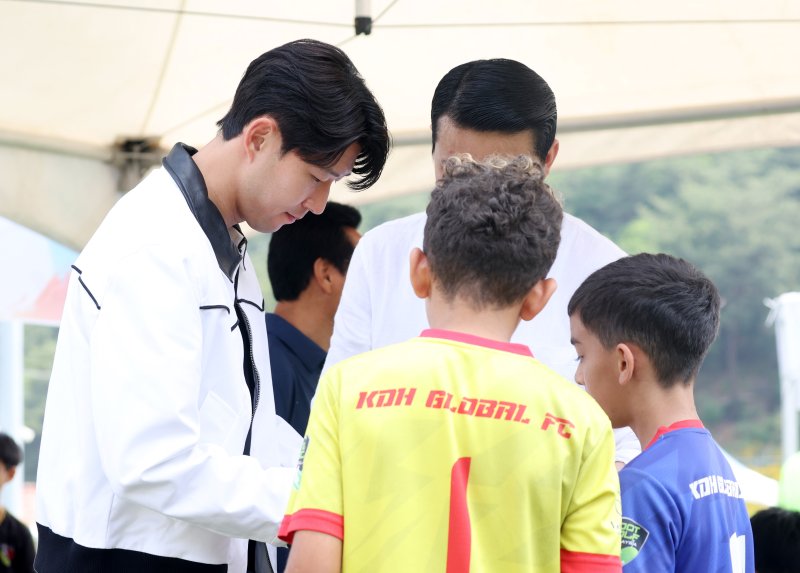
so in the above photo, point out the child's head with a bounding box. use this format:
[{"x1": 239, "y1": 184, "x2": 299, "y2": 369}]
[
  {"x1": 568, "y1": 254, "x2": 720, "y2": 424},
  {"x1": 750, "y1": 507, "x2": 800, "y2": 573},
  {"x1": 416, "y1": 154, "x2": 562, "y2": 313},
  {"x1": 0, "y1": 432, "x2": 23, "y2": 487}
]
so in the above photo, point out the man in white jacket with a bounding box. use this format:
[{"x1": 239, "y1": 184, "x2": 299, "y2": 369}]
[
  {"x1": 34, "y1": 39, "x2": 389, "y2": 573},
  {"x1": 325, "y1": 58, "x2": 641, "y2": 466}
]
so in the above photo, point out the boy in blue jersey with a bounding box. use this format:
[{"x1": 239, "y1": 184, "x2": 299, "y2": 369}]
[{"x1": 568, "y1": 253, "x2": 754, "y2": 573}]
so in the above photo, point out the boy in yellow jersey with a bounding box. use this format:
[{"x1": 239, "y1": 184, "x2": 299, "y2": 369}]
[{"x1": 279, "y1": 155, "x2": 622, "y2": 573}]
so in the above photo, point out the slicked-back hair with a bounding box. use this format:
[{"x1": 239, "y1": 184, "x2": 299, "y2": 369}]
[
  {"x1": 568, "y1": 253, "x2": 721, "y2": 388},
  {"x1": 0, "y1": 432, "x2": 22, "y2": 469},
  {"x1": 751, "y1": 507, "x2": 800, "y2": 573},
  {"x1": 217, "y1": 39, "x2": 389, "y2": 190},
  {"x1": 268, "y1": 201, "x2": 362, "y2": 301},
  {"x1": 424, "y1": 155, "x2": 562, "y2": 309},
  {"x1": 431, "y1": 59, "x2": 557, "y2": 161}
]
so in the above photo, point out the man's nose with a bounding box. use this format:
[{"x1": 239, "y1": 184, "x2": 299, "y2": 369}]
[{"x1": 304, "y1": 181, "x2": 332, "y2": 215}]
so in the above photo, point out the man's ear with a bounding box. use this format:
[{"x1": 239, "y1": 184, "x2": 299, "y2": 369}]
[
  {"x1": 242, "y1": 116, "x2": 279, "y2": 161},
  {"x1": 542, "y1": 138, "x2": 559, "y2": 177},
  {"x1": 409, "y1": 248, "x2": 432, "y2": 300},
  {"x1": 520, "y1": 278, "x2": 557, "y2": 321},
  {"x1": 5, "y1": 465, "x2": 16, "y2": 482},
  {"x1": 615, "y1": 342, "x2": 636, "y2": 386},
  {"x1": 313, "y1": 258, "x2": 335, "y2": 294}
]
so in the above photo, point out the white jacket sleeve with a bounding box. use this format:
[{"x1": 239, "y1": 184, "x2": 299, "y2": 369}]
[
  {"x1": 323, "y1": 237, "x2": 373, "y2": 373},
  {"x1": 90, "y1": 247, "x2": 292, "y2": 543}
]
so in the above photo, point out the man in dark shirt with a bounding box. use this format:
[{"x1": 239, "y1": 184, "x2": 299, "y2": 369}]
[
  {"x1": 266, "y1": 202, "x2": 361, "y2": 437},
  {"x1": 0, "y1": 433, "x2": 34, "y2": 573}
]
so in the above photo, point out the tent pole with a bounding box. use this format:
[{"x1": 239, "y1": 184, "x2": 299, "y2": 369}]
[{"x1": 767, "y1": 293, "x2": 800, "y2": 463}]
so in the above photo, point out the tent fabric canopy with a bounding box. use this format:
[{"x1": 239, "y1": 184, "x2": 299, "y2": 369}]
[
  {"x1": 1, "y1": 0, "x2": 800, "y2": 230},
  {"x1": 0, "y1": 0, "x2": 800, "y2": 195}
]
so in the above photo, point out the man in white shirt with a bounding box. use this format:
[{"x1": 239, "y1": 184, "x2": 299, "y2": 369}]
[{"x1": 325, "y1": 58, "x2": 640, "y2": 466}]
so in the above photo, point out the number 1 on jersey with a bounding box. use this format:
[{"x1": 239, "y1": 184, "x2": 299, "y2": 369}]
[
  {"x1": 729, "y1": 533, "x2": 746, "y2": 573},
  {"x1": 447, "y1": 457, "x2": 472, "y2": 573}
]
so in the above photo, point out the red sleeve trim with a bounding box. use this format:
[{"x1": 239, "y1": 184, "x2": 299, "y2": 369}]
[
  {"x1": 561, "y1": 549, "x2": 622, "y2": 573},
  {"x1": 278, "y1": 509, "x2": 344, "y2": 545}
]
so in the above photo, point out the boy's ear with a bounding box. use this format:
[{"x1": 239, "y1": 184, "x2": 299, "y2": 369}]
[
  {"x1": 520, "y1": 278, "x2": 557, "y2": 321},
  {"x1": 615, "y1": 342, "x2": 636, "y2": 386},
  {"x1": 4, "y1": 465, "x2": 16, "y2": 482},
  {"x1": 242, "y1": 116, "x2": 278, "y2": 160},
  {"x1": 409, "y1": 248, "x2": 432, "y2": 300}
]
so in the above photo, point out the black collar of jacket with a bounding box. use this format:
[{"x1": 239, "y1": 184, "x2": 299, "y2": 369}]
[{"x1": 162, "y1": 142, "x2": 241, "y2": 282}]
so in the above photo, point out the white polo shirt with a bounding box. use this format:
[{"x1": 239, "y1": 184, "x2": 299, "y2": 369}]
[{"x1": 326, "y1": 210, "x2": 641, "y2": 464}]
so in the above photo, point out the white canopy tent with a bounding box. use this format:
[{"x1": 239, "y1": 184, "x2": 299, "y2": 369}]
[{"x1": 1, "y1": 0, "x2": 799, "y2": 249}]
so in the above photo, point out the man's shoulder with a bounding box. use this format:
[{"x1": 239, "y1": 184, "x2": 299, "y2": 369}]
[
  {"x1": 543, "y1": 212, "x2": 626, "y2": 293},
  {"x1": 266, "y1": 314, "x2": 306, "y2": 367},
  {"x1": 359, "y1": 212, "x2": 426, "y2": 249},
  {"x1": 561, "y1": 212, "x2": 626, "y2": 260},
  {"x1": 78, "y1": 168, "x2": 204, "y2": 265}
]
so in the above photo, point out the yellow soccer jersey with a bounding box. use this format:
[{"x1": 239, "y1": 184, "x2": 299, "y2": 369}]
[{"x1": 280, "y1": 330, "x2": 621, "y2": 573}]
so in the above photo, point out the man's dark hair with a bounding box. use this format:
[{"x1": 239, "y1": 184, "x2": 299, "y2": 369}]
[
  {"x1": 751, "y1": 507, "x2": 800, "y2": 573},
  {"x1": 0, "y1": 433, "x2": 22, "y2": 469},
  {"x1": 424, "y1": 155, "x2": 562, "y2": 309},
  {"x1": 431, "y1": 59, "x2": 557, "y2": 161},
  {"x1": 268, "y1": 202, "x2": 361, "y2": 301},
  {"x1": 217, "y1": 39, "x2": 389, "y2": 190},
  {"x1": 568, "y1": 253, "x2": 721, "y2": 388}
]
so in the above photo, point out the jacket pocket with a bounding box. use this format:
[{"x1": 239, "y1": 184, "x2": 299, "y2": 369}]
[{"x1": 198, "y1": 390, "x2": 241, "y2": 454}]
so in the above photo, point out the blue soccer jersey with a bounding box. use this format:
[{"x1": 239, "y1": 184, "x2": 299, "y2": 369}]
[{"x1": 619, "y1": 420, "x2": 754, "y2": 573}]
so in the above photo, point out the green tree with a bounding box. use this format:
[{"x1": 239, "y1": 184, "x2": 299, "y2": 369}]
[
  {"x1": 23, "y1": 324, "x2": 58, "y2": 481},
  {"x1": 618, "y1": 154, "x2": 800, "y2": 377}
]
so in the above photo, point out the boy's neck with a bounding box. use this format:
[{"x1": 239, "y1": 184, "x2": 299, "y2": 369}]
[
  {"x1": 426, "y1": 296, "x2": 521, "y2": 343},
  {"x1": 629, "y1": 381, "x2": 700, "y2": 450}
]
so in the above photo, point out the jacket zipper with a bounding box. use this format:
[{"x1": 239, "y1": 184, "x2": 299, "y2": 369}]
[{"x1": 236, "y1": 300, "x2": 261, "y2": 427}]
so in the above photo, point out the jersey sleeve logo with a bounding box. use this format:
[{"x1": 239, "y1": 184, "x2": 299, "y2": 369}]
[
  {"x1": 0, "y1": 543, "x2": 15, "y2": 567},
  {"x1": 620, "y1": 517, "x2": 650, "y2": 565},
  {"x1": 293, "y1": 435, "x2": 309, "y2": 490}
]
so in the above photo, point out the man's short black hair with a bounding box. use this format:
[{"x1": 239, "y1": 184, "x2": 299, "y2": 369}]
[
  {"x1": 217, "y1": 39, "x2": 390, "y2": 190},
  {"x1": 268, "y1": 201, "x2": 361, "y2": 301},
  {"x1": 0, "y1": 432, "x2": 22, "y2": 469},
  {"x1": 423, "y1": 155, "x2": 562, "y2": 309},
  {"x1": 568, "y1": 253, "x2": 721, "y2": 388},
  {"x1": 751, "y1": 507, "x2": 800, "y2": 573},
  {"x1": 431, "y1": 58, "x2": 557, "y2": 161}
]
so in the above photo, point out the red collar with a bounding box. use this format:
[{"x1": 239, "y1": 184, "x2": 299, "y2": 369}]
[
  {"x1": 420, "y1": 329, "x2": 533, "y2": 358},
  {"x1": 645, "y1": 419, "x2": 705, "y2": 450}
]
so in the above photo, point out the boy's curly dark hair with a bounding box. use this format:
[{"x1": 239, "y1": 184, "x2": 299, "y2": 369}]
[{"x1": 424, "y1": 154, "x2": 563, "y2": 309}]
